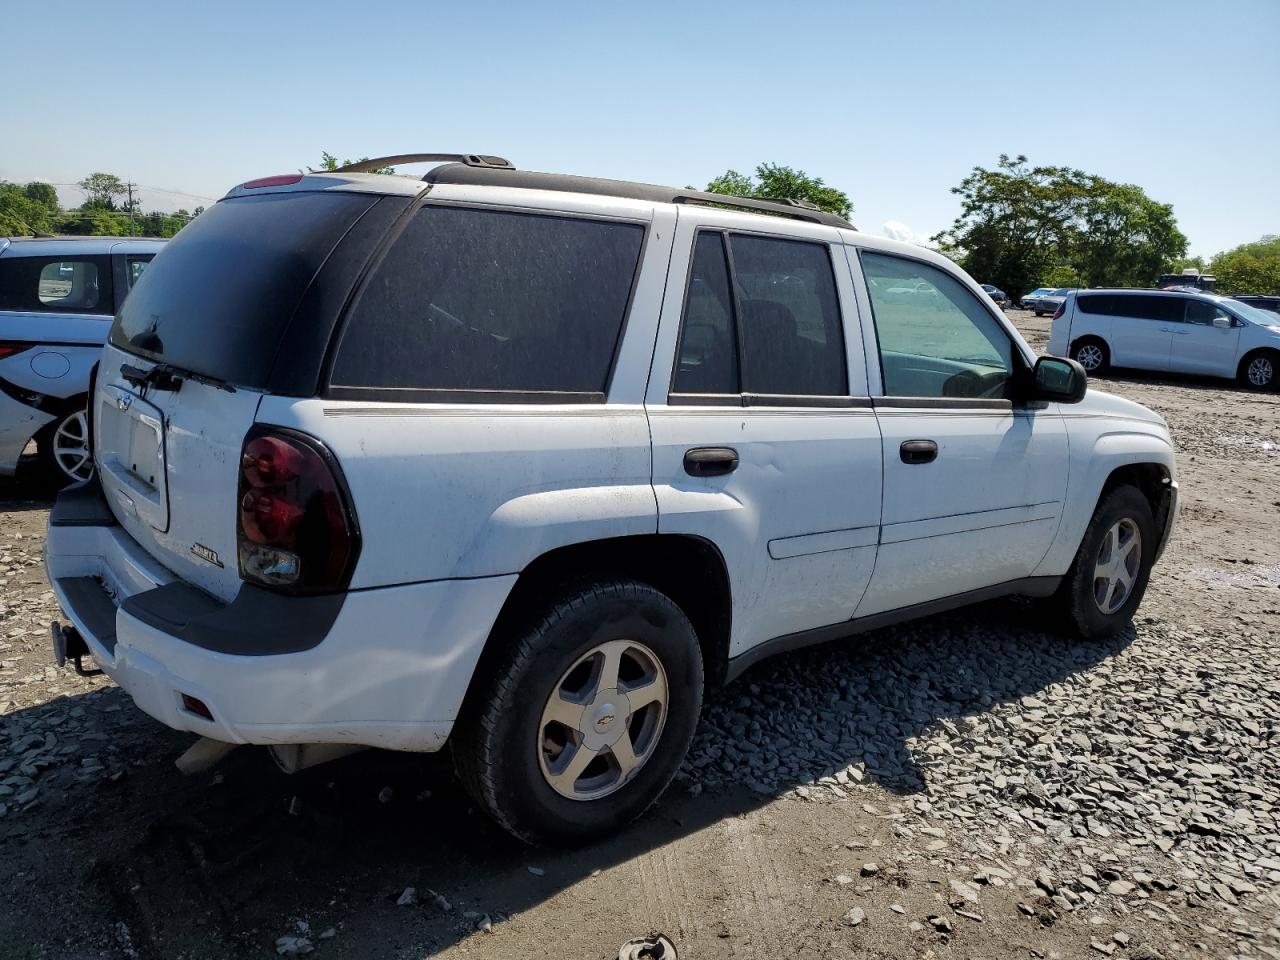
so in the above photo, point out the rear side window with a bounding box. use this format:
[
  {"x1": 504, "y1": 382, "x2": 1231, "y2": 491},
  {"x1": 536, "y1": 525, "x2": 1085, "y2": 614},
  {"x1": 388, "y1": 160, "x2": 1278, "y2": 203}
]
[
  {"x1": 670, "y1": 230, "x2": 848, "y2": 401},
  {"x1": 0, "y1": 255, "x2": 113, "y2": 314},
  {"x1": 331, "y1": 205, "x2": 644, "y2": 399},
  {"x1": 729, "y1": 234, "x2": 847, "y2": 396},
  {"x1": 111, "y1": 191, "x2": 380, "y2": 389},
  {"x1": 1112, "y1": 295, "x2": 1182, "y2": 322}
]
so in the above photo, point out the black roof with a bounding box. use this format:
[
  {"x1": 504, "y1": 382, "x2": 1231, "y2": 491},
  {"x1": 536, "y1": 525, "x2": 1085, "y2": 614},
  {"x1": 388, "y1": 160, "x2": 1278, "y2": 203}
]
[{"x1": 334, "y1": 153, "x2": 853, "y2": 229}]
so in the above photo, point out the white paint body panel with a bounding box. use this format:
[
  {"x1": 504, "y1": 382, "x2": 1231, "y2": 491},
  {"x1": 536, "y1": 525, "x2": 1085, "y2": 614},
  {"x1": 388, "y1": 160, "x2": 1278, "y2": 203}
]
[{"x1": 47, "y1": 176, "x2": 1178, "y2": 756}]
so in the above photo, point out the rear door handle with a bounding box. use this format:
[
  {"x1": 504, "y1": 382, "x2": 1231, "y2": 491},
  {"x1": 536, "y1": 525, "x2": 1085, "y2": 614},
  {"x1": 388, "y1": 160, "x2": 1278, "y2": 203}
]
[
  {"x1": 900, "y1": 439, "x2": 938, "y2": 465},
  {"x1": 684, "y1": 447, "x2": 738, "y2": 477}
]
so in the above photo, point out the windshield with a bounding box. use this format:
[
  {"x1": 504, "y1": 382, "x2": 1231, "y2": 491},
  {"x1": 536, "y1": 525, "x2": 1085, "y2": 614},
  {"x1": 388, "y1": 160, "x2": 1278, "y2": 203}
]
[
  {"x1": 110, "y1": 191, "x2": 380, "y2": 389},
  {"x1": 1225, "y1": 299, "x2": 1280, "y2": 326}
]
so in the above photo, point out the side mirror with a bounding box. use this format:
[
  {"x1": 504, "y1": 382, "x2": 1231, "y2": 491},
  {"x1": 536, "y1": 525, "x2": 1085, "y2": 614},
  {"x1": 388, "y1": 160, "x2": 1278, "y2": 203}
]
[
  {"x1": 1212, "y1": 316, "x2": 1232, "y2": 329},
  {"x1": 1030, "y1": 356, "x2": 1087, "y2": 403}
]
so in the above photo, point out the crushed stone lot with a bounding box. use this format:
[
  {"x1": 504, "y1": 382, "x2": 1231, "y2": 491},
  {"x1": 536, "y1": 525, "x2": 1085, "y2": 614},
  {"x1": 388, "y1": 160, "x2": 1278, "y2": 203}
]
[{"x1": 2, "y1": 311, "x2": 1278, "y2": 960}]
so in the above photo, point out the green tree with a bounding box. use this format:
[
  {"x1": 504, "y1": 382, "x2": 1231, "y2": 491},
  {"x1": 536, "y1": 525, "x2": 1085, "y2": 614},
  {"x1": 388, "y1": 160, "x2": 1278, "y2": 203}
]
[
  {"x1": 1041, "y1": 265, "x2": 1085, "y2": 288},
  {"x1": 1210, "y1": 235, "x2": 1280, "y2": 294},
  {"x1": 935, "y1": 154, "x2": 1187, "y2": 296},
  {"x1": 704, "y1": 163, "x2": 852, "y2": 219},
  {"x1": 1165, "y1": 255, "x2": 1207, "y2": 275},
  {"x1": 0, "y1": 180, "x2": 60, "y2": 235},
  {"x1": 310, "y1": 151, "x2": 396, "y2": 176},
  {"x1": 77, "y1": 172, "x2": 126, "y2": 211}
]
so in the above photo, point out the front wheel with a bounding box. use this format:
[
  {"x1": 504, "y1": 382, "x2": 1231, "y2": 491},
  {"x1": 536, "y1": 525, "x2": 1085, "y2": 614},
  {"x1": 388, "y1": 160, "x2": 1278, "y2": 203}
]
[
  {"x1": 452, "y1": 579, "x2": 704, "y2": 845},
  {"x1": 38, "y1": 407, "x2": 94, "y2": 486},
  {"x1": 1239, "y1": 350, "x2": 1278, "y2": 391},
  {"x1": 1054, "y1": 486, "x2": 1156, "y2": 639}
]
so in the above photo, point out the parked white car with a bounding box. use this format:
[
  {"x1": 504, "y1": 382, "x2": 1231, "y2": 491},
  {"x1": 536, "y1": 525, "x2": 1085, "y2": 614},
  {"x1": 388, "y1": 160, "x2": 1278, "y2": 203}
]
[
  {"x1": 0, "y1": 237, "x2": 163, "y2": 482},
  {"x1": 1046, "y1": 289, "x2": 1280, "y2": 389},
  {"x1": 46, "y1": 155, "x2": 1178, "y2": 844}
]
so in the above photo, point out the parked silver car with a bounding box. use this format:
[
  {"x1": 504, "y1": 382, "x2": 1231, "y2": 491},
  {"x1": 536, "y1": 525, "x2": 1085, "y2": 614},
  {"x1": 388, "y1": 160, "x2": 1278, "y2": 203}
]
[{"x1": 0, "y1": 236, "x2": 164, "y2": 482}]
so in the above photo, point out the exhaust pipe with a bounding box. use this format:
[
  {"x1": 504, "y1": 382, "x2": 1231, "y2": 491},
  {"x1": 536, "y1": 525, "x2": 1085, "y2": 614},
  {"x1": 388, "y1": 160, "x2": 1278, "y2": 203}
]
[{"x1": 175, "y1": 737, "x2": 238, "y2": 775}]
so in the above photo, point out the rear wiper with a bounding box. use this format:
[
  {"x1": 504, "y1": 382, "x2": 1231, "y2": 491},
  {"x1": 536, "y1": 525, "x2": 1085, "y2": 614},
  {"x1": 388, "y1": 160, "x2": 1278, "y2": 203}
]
[{"x1": 120, "y1": 362, "x2": 236, "y2": 394}]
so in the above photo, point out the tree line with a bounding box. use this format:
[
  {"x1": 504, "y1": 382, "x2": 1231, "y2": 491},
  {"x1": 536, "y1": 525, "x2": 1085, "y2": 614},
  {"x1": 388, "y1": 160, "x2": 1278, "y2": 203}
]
[
  {"x1": 0, "y1": 172, "x2": 201, "y2": 239},
  {"x1": 4, "y1": 156, "x2": 1274, "y2": 296}
]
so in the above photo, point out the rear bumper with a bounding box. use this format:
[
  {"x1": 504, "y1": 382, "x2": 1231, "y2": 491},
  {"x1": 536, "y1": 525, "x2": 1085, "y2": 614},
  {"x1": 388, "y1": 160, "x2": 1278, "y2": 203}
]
[{"x1": 45, "y1": 480, "x2": 517, "y2": 751}]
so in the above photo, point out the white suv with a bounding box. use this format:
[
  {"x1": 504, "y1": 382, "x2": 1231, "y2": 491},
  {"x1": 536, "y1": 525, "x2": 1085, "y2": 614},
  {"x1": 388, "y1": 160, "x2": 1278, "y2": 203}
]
[
  {"x1": 1046, "y1": 288, "x2": 1280, "y2": 389},
  {"x1": 46, "y1": 154, "x2": 1178, "y2": 844}
]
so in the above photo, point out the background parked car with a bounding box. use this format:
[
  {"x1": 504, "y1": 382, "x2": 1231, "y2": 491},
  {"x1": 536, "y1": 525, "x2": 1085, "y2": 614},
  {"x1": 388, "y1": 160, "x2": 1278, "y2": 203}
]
[
  {"x1": 1020, "y1": 287, "x2": 1056, "y2": 310},
  {"x1": 1045, "y1": 288, "x2": 1280, "y2": 389},
  {"x1": 1231, "y1": 294, "x2": 1280, "y2": 318},
  {"x1": 0, "y1": 236, "x2": 163, "y2": 483},
  {"x1": 1034, "y1": 287, "x2": 1075, "y2": 317},
  {"x1": 980, "y1": 284, "x2": 1010, "y2": 308}
]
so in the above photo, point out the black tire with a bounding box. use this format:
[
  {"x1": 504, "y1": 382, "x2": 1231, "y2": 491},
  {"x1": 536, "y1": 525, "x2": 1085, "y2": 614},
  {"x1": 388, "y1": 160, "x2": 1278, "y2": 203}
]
[
  {"x1": 36, "y1": 405, "x2": 93, "y2": 488},
  {"x1": 1238, "y1": 349, "x2": 1278, "y2": 391},
  {"x1": 1054, "y1": 485, "x2": 1156, "y2": 639},
  {"x1": 1070, "y1": 336, "x2": 1110, "y2": 375},
  {"x1": 452, "y1": 579, "x2": 704, "y2": 845}
]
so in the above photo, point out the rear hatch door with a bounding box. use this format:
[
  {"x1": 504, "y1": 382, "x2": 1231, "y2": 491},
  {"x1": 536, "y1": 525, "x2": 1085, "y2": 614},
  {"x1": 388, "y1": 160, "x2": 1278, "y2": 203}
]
[{"x1": 94, "y1": 187, "x2": 402, "y2": 601}]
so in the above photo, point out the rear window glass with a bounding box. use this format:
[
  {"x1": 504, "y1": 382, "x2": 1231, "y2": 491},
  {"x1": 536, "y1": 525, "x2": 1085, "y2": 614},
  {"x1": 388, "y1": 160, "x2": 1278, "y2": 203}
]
[
  {"x1": 0, "y1": 255, "x2": 113, "y2": 314},
  {"x1": 110, "y1": 192, "x2": 378, "y2": 388},
  {"x1": 331, "y1": 205, "x2": 644, "y2": 398}
]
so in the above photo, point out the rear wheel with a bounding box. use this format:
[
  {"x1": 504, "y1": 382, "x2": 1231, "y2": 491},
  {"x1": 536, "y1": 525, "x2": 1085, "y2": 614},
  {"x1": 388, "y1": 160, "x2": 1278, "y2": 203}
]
[
  {"x1": 38, "y1": 407, "x2": 93, "y2": 486},
  {"x1": 1239, "y1": 349, "x2": 1278, "y2": 390},
  {"x1": 452, "y1": 579, "x2": 703, "y2": 845},
  {"x1": 1071, "y1": 337, "x2": 1109, "y2": 375},
  {"x1": 1054, "y1": 485, "x2": 1156, "y2": 638}
]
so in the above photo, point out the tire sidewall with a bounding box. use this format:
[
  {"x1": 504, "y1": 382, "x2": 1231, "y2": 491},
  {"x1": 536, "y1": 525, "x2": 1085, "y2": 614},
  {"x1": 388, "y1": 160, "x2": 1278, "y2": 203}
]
[
  {"x1": 1068, "y1": 487, "x2": 1156, "y2": 637},
  {"x1": 475, "y1": 583, "x2": 702, "y2": 843}
]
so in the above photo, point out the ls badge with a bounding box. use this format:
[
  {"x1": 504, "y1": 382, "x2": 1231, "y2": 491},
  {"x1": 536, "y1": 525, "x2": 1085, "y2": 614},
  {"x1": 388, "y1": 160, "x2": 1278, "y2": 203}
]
[{"x1": 191, "y1": 543, "x2": 223, "y2": 568}]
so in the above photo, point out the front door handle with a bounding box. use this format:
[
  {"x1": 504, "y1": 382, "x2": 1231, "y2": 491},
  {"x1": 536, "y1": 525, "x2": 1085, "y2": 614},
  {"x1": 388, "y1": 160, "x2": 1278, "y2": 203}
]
[
  {"x1": 684, "y1": 447, "x2": 739, "y2": 477},
  {"x1": 900, "y1": 439, "x2": 938, "y2": 465}
]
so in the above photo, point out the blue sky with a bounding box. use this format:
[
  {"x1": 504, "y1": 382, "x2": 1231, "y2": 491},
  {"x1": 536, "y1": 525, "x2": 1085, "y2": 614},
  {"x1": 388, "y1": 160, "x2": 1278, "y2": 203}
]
[{"x1": 2, "y1": 0, "x2": 1276, "y2": 257}]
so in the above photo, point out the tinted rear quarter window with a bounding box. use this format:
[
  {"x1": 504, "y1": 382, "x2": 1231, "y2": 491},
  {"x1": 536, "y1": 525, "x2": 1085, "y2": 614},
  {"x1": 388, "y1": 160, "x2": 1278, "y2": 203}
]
[
  {"x1": 331, "y1": 205, "x2": 645, "y2": 398},
  {"x1": 110, "y1": 191, "x2": 380, "y2": 388}
]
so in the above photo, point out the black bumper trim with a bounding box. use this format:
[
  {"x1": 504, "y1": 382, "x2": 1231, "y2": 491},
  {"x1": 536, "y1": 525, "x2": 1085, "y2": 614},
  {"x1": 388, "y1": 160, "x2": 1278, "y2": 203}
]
[
  {"x1": 56, "y1": 577, "x2": 119, "y2": 654},
  {"x1": 123, "y1": 581, "x2": 344, "y2": 656},
  {"x1": 50, "y1": 475, "x2": 117, "y2": 527}
]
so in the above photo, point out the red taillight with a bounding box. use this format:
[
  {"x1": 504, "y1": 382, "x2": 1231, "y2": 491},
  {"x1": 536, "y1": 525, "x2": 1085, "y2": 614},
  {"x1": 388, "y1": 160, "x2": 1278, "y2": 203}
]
[
  {"x1": 242, "y1": 173, "x2": 304, "y2": 189},
  {"x1": 1051, "y1": 303, "x2": 1065, "y2": 320},
  {"x1": 0, "y1": 342, "x2": 33, "y2": 360},
  {"x1": 236, "y1": 428, "x2": 359, "y2": 593}
]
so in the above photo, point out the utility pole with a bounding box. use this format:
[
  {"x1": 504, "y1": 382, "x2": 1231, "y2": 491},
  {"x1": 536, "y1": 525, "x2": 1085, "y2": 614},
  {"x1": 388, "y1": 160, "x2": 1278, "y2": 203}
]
[{"x1": 125, "y1": 181, "x2": 138, "y2": 236}]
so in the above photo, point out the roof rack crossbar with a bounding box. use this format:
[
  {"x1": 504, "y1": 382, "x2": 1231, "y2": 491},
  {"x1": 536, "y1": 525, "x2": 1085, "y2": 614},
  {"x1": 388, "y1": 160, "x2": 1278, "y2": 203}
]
[{"x1": 333, "y1": 153, "x2": 514, "y2": 174}]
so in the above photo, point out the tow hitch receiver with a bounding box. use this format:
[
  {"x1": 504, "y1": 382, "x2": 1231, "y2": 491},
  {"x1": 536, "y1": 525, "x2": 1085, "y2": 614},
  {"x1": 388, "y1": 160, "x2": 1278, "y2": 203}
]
[{"x1": 51, "y1": 621, "x2": 103, "y2": 677}]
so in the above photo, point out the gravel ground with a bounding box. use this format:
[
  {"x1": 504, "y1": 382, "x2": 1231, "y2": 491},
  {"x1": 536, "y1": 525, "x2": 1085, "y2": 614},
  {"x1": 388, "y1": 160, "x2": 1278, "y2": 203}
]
[{"x1": 1, "y1": 310, "x2": 1278, "y2": 960}]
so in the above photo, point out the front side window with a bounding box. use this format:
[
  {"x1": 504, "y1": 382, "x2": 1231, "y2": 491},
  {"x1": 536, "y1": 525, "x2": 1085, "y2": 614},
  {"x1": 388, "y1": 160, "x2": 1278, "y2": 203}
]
[
  {"x1": 1185, "y1": 300, "x2": 1231, "y2": 325},
  {"x1": 332, "y1": 205, "x2": 644, "y2": 397},
  {"x1": 670, "y1": 231, "x2": 848, "y2": 400},
  {"x1": 860, "y1": 251, "x2": 1015, "y2": 400},
  {"x1": 0, "y1": 255, "x2": 112, "y2": 314},
  {"x1": 127, "y1": 256, "x2": 152, "y2": 287}
]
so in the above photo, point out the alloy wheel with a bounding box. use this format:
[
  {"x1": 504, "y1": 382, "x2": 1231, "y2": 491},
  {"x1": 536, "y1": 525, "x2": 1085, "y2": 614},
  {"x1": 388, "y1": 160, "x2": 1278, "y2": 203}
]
[
  {"x1": 538, "y1": 639, "x2": 668, "y2": 801},
  {"x1": 52, "y1": 410, "x2": 93, "y2": 482},
  {"x1": 1093, "y1": 518, "x2": 1142, "y2": 615},
  {"x1": 1076, "y1": 344, "x2": 1104, "y2": 372},
  {"x1": 1248, "y1": 355, "x2": 1274, "y2": 387}
]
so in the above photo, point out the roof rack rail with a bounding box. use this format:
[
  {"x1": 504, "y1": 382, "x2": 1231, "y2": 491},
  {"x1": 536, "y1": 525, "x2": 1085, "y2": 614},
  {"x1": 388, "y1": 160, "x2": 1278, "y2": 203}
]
[
  {"x1": 422, "y1": 164, "x2": 854, "y2": 228},
  {"x1": 334, "y1": 153, "x2": 514, "y2": 173}
]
